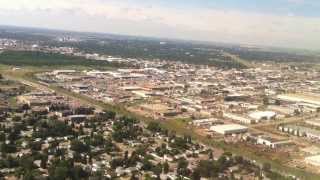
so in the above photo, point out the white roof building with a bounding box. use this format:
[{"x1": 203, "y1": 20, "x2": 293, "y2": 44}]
[
  {"x1": 223, "y1": 113, "x2": 254, "y2": 124},
  {"x1": 249, "y1": 111, "x2": 276, "y2": 121},
  {"x1": 210, "y1": 124, "x2": 248, "y2": 135}
]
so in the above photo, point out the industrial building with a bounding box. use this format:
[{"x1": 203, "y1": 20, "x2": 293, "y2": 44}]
[
  {"x1": 223, "y1": 113, "x2": 254, "y2": 124},
  {"x1": 210, "y1": 124, "x2": 248, "y2": 135},
  {"x1": 248, "y1": 111, "x2": 276, "y2": 121}
]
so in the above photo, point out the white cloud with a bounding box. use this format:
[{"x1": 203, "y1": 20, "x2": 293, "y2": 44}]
[{"x1": 0, "y1": 0, "x2": 319, "y2": 49}]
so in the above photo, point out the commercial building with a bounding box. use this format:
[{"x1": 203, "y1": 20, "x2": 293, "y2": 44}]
[
  {"x1": 210, "y1": 124, "x2": 248, "y2": 135},
  {"x1": 256, "y1": 136, "x2": 291, "y2": 149}
]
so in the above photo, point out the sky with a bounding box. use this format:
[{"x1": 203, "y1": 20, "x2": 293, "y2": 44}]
[{"x1": 0, "y1": 0, "x2": 320, "y2": 50}]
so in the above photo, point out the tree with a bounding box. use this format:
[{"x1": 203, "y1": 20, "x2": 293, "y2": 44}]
[
  {"x1": 217, "y1": 155, "x2": 228, "y2": 172},
  {"x1": 128, "y1": 151, "x2": 140, "y2": 167},
  {"x1": 262, "y1": 162, "x2": 271, "y2": 172},
  {"x1": 163, "y1": 161, "x2": 169, "y2": 174},
  {"x1": 0, "y1": 133, "x2": 6, "y2": 142},
  {"x1": 71, "y1": 166, "x2": 89, "y2": 179},
  {"x1": 142, "y1": 157, "x2": 152, "y2": 171},
  {"x1": 70, "y1": 140, "x2": 90, "y2": 153},
  {"x1": 263, "y1": 97, "x2": 269, "y2": 105},
  {"x1": 1, "y1": 143, "x2": 17, "y2": 153},
  {"x1": 52, "y1": 166, "x2": 69, "y2": 179},
  {"x1": 234, "y1": 155, "x2": 243, "y2": 164},
  {"x1": 152, "y1": 163, "x2": 162, "y2": 177},
  {"x1": 191, "y1": 168, "x2": 201, "y2": 180},
  {"x1": 177, "y1": 158, "x2": 189, "y2": 176},
  {"x1": 294, "y1": 109, "x2": 301, "y2": 116},
  {"x1": 40, "y1": 155, "x2": 48, "y2": 169},
  {"x1": 22, "y1": 104, "x2": 30, "y2": 113},
  {"x1": 19, "y1": 156, "x2": 36, "y2": 171},
  {"x1": 147, "y1": 122, "x2": 162, "y2": 132},
  {"x1": 197, "y1": 160, "x2": 215, "y2": 178},
  {"x1": 275, "y1": 100, "x2": 281, "y2": 106},
  {"x1": 208, "y1": 149, "x2": 213, "y2": 160},
  {"x1": 104, "y1": 110, "x2": 116, "y2": 120}
]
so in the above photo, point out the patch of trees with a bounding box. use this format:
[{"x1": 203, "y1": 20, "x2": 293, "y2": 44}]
[
  {"x1": 33, "y1": 120, "x2": 75, "y2": 138},
  {"x1": 46, "y1": 39, "x2": 248, "y2": 69},
  {"x1": 0, "y1": 51, "x2": 127, "y2": 68},
  {"x1": 74, "y1": 106, "x2": 95, "y2": 115},
  {"x1": 110, "y1": 151, "x2": 140, "y2": 169},
  {"x1": 1, "y1": 143, "x2": 17, "y2": 154},
  {"x1": 48, "y1": 159, "x2": 89, "y2": 180},
  {"x1": 169, "y1": 135, "x2": 192, "y2": 151},
  {"x1": 112, "y1": 116, "x2": 142, "y2": 142},
  {"x1": 70, "y1": 140, "x2": 90, "y2": 153},
  {"x1": 147, "y1": 121, "x2": 162, "y2": 133},
  {"x1": 227, "y1": 48, "x2": 319, "y2": 63}
]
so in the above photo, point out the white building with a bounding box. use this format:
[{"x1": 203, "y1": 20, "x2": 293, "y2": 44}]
[
  {"x1": 305, "y1": 155, "x2": 320, "y2": 166},
  {"x1": 210, "y1": 124, "x2": 248, "y2": 135},
  {"x1": 52, "y1": 70, "x2": 76, "y2": 75},
  {"x1": 223, "y1": 113, "x2": 254, "y2": 124},
  {"x1": 256, "y1": 136, "x2": 291, "y2": 149},
  {"x1": 249, "y1": 111, "x2": 276, "y2": 121},
  {"x1": 192, "y1": 118, "x2": 219, "y2": 127}
]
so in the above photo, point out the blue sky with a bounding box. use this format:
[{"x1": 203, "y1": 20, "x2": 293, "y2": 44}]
[{"x1": 0, "y1": 0, "x2": 319, "y2": 49}]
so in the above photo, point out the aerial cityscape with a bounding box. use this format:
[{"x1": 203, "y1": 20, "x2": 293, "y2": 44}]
[{"x1": 0, "y1": 0, "x2": 320, "y2": 180}]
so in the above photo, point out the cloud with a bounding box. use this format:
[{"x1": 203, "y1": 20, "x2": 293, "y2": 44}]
[
  {"x1": 287, "y1": 0, "x2": 305, "y2": 4},
  {"x1": 0, "y1": 0, "x2": 319, "y2": 49}
]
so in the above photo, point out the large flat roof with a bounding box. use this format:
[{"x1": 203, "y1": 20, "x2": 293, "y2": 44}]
[
  {"x1": 277, "y1": 94, "x2": 320, "y2": 106},
  {"x1": 210, "y1": 124, "x2": 248, "y2": 132}
]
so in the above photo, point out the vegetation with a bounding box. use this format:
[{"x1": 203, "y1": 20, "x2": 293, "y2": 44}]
[
  {"x1": 112, "y1": 116, "x2": 143, "y2": 142},
  {"x1": 0, "y1": 51, "x2": 126, "y2": 68},
  {"x1": 32, "y1": 119, "x2": 75, "y2": 139}
]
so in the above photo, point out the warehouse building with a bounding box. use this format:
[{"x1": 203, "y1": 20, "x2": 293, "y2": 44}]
[
  {"x1": 210, "y1": 124, "x2": 248, "y2": 135},
  {"x1": 223, "y1": 113, "x2": 254, "y2": 124},
  {"x1": 248, "y1": 111, "x2": 276, "y2": 121}
]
